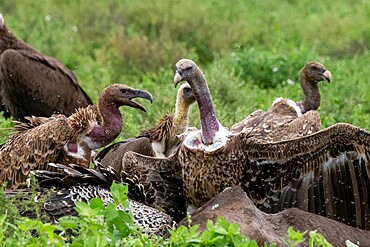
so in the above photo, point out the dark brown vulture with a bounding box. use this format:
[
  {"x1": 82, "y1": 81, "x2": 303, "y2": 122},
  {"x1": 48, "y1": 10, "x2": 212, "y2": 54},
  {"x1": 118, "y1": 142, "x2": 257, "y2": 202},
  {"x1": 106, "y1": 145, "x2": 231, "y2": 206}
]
[
  {"x1": 0, "y1": 84, "x2": 153, "y2": 189},
  {"x1": 95, "y1": 83, "x2": 195, "y2": 222},
  {"x1": 5, "y1": 163, "x2": 174, "y2": 236},
  {"x1": 231, "y1": 61, "x2": 332, "y2": 142},
  {"x1": 0, "y1": 13, "x2": 92, "y2": 121},
  {"x1": 120, "y1": 59, "x2": 370, "y2": 230}
]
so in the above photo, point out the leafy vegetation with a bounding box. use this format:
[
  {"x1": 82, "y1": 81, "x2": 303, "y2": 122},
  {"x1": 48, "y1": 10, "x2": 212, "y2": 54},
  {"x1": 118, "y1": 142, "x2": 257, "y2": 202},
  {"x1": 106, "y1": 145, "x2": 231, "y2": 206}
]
[
  {"x1": 0, "y1": 183, "x2": 334, "y2": 246},
  {"x1": 0, "y1": 0, "x2": 368, "y2": 245}
]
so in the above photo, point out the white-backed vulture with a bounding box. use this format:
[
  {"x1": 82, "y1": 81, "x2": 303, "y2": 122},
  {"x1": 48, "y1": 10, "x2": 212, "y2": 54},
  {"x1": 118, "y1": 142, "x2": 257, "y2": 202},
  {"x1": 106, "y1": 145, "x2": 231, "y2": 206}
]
[
  {"x1": 0, "y1": 13, "x2": 92, "y2": 121},
  {"x1": 120, "y1": 59, "x2": 370, "y2": 230},
  {"x1": 231, "y1": 61, "x2": 332, "y2": 141},
  {"x1": 0, "y1": 84, "x2": 153, "y2": 189},
  {"x1": 5, "y1": 163, "x2": 174, "y2": 236}
]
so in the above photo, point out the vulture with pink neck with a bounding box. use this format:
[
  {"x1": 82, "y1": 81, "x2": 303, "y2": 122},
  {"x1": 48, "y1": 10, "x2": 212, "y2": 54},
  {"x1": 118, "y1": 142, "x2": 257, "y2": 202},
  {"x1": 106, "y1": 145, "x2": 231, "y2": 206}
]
[
  {"x1": 0, "y1": 13, "x2": 92, "y2": 121},
  {"x1": 121, "y1": 59, "x2": 370, "y2": 230},
  {"x1": 231, "y1": 61, "x2": 332, "y2": 141},
  {"x1": 0, "y1": 84, "x2": 153, "y2": 189},
  {"x1": 95, "y1": 83, "x2": 195, "y2": 222}
]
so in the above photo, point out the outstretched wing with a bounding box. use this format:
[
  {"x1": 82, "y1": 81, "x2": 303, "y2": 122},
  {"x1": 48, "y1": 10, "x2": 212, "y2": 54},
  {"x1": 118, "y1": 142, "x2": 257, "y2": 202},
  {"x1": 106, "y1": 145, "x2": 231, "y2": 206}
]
[{"x1": 239, "y1": 123, "x2": 370, "y2": 230}]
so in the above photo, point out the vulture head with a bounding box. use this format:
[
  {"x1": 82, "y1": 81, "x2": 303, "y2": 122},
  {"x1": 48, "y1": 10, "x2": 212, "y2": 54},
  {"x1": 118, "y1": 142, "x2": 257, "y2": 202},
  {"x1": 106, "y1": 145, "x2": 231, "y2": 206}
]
[
  {"x1": 103, "y1": 84, "x2": 153, "y2": 112},
  {"x1": 173, "y1": 59, "x2": 231, "y2": 151},
  {"x1": 177, "y1": 82, "x2": 196, "y2": 108},
  {"x1": 174, "y1": 59, "x2": 210, "y2": 101},
  {"x1": 297, "y1": 61, "x2": 332, "y2": 113},
  {"x1": 301, "y1": 61, "x2": 332, "y2": 86}
]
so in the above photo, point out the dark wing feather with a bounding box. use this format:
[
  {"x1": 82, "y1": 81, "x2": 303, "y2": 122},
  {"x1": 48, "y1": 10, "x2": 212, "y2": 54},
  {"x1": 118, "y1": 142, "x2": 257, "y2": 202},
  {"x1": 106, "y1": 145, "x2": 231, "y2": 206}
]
[
  {"x1": 6, "y1": 163, "x2": 174, "y2": 235},
  {"x1": 121, "y1": 151, "x2": 186, "y2": 222},
  {"x1": 238, "y1": 123, "x2": 370, "y2": 229},
  {"x1": 96, "y1": 137, "x2": 155, "y2": 174},
  {"x1": 0, "y1": 49, "x2": 92, "y2": 121}
]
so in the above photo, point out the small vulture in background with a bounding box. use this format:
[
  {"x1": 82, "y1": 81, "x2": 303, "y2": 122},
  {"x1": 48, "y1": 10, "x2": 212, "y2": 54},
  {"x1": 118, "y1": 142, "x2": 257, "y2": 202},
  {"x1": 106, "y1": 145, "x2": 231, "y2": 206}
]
[
  {"x1": 0, "y1": 84, "x2": 153, "y2": 189},
  {"x1": 5, "y1": 163, "x2": 174, "y2": 236},
  {"x1": 95, "y1": 83, "x2": 195, "y2": 222},
  {"x1": 0, "y1": 13, "x2": 92, "y2": 121},
  {"x1": 121, "y1": 59, "x2": 370, "y2": 230},
  {"x1": 231, "y1": 61, "x2": 332, "y2": 141}
]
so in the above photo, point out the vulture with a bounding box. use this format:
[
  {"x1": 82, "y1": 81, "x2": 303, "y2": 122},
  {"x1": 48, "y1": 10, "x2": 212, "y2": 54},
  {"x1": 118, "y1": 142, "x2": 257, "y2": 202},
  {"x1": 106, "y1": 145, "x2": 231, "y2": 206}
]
[
  {"x1": 0, "y1": 13, "x2": 92, "y2": 121},
  {"x1": 120, "y1": 59, "x2": 370, "y2": 230},
  {"x1": 5, "y1": 163, "x2": 174, "y2": 236},
  {"x1": 0, "y1": 84, "x2": 153, "y2": 189},
  {"x1": 95, "y1": 83, "x2": 195, "y2": 222},
  {"x1": 231, "y1": 61, "x2": 332, "y2": 142},
  {"x1": 96, "y1": 82, "x2": 195, "y2": 173}
]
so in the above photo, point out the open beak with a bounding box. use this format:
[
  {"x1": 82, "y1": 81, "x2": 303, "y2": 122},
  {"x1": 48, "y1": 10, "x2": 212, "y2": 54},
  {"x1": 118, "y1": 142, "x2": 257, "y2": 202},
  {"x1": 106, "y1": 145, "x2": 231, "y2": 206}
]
[
  {"x1": 174, "y1": 69, "x2": 183, "y2": 88},
  {"x1": 128, "y1": 89, "x2": 153, "y2": 112},
  {"x1": 322, "y1": 69, "x2": 332, "y2": 83}
]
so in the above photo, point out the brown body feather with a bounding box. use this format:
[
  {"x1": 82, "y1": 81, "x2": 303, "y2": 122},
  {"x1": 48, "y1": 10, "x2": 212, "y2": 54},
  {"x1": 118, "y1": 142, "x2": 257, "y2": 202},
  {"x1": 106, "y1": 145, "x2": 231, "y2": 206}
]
[
  {"x1": 0, "y1": 84, "x2": 153, "y2": 189},
  {"x1": 121, "y1": 59, "x2": 370, "y2": 230},
  {"x1": 0, "y1": 14, "x2": 92, "y2": 121}
]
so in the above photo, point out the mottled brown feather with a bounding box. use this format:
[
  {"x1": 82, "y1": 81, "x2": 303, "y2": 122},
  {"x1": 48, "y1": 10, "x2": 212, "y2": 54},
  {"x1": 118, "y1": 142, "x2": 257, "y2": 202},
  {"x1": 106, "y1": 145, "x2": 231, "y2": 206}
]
[
  {"x1": 0, "y1": 116, "x2": 70, "y2": 189},
  {"x1": 0, "y1": 84, "x2": 153, "y2": 189},
  {"x1": 121, "y1": 59, "x2": 370, "y2": 230}
]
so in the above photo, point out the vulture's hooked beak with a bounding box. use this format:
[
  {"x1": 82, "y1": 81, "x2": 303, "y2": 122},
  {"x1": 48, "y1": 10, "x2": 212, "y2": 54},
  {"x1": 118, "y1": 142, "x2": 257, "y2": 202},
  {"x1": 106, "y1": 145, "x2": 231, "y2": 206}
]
[
  {"x1": 174, "y1": 68, "x2": 183, "y2": 88},
  {"x1": 128, "y1": 89, "x2": 153, "y2": 112},
  {"x1": 322, "y1": 69, "x2": 332, "y2": 83}
]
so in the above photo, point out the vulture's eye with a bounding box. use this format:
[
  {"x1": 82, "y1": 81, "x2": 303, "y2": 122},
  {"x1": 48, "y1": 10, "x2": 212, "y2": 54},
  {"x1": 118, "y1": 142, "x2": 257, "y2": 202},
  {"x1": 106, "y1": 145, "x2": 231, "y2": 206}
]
[
  {"x1": 185, "y1": 66, "x2": 192, "y2": 72},
  {"x1": 120, "y1": 89, "x2": 127, "y2": 94},
  {"x1": 183, "y1": 87, "x2": 192, "y2": 94}
]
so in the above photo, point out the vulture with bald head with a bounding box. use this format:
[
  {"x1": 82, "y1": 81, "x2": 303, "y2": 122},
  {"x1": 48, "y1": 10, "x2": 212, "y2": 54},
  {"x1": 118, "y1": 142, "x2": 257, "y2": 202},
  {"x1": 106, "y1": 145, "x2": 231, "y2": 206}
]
[
  {"x1": 0, "y1": 84, "x2": 153, "y2": 189},
  {"x1": 121, "y1": 59, "x2": 370, "y2": 230},
  {"x1": 96, "y1": 83, "x2": 195, "y2": 171},
  {"x1": 231, "y1": 61, "x2": 332, "y2": 141},
  {"x1": 95, "y1": 83, "x2": 195, "y2": 222},
  {"x1": 0, "y1": 13, "x2": 92, "y2": 121}
]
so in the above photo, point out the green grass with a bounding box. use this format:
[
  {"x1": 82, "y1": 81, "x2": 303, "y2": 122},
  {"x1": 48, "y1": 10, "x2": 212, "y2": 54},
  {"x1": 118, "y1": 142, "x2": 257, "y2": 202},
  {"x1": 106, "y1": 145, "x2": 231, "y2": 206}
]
[
  {"x1": 2, "y1": 0, "x2": 370, "y2": 141},
  {"x1": 0, "y1": 0, "x2": 369, "y2": 245}
]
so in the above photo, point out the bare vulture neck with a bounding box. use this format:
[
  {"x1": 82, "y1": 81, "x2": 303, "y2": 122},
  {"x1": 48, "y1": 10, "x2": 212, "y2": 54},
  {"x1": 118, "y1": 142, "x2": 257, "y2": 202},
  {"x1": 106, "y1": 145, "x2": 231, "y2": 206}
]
[
  {"x1": 89, "y1": 92, "x2": 123, "y2": 147},
  {"x1": 190, "y1": 68, "x2": 219, "y2": 145},
  {"x1": 297, "y1": 73, "x2": 320, "y2": 114},
  {"x1": 0, "y1": 25, "x2": 37, "y2": 53},
  {"x1": 172, "y1": 99, "x2": 191, "y2": 135}
]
